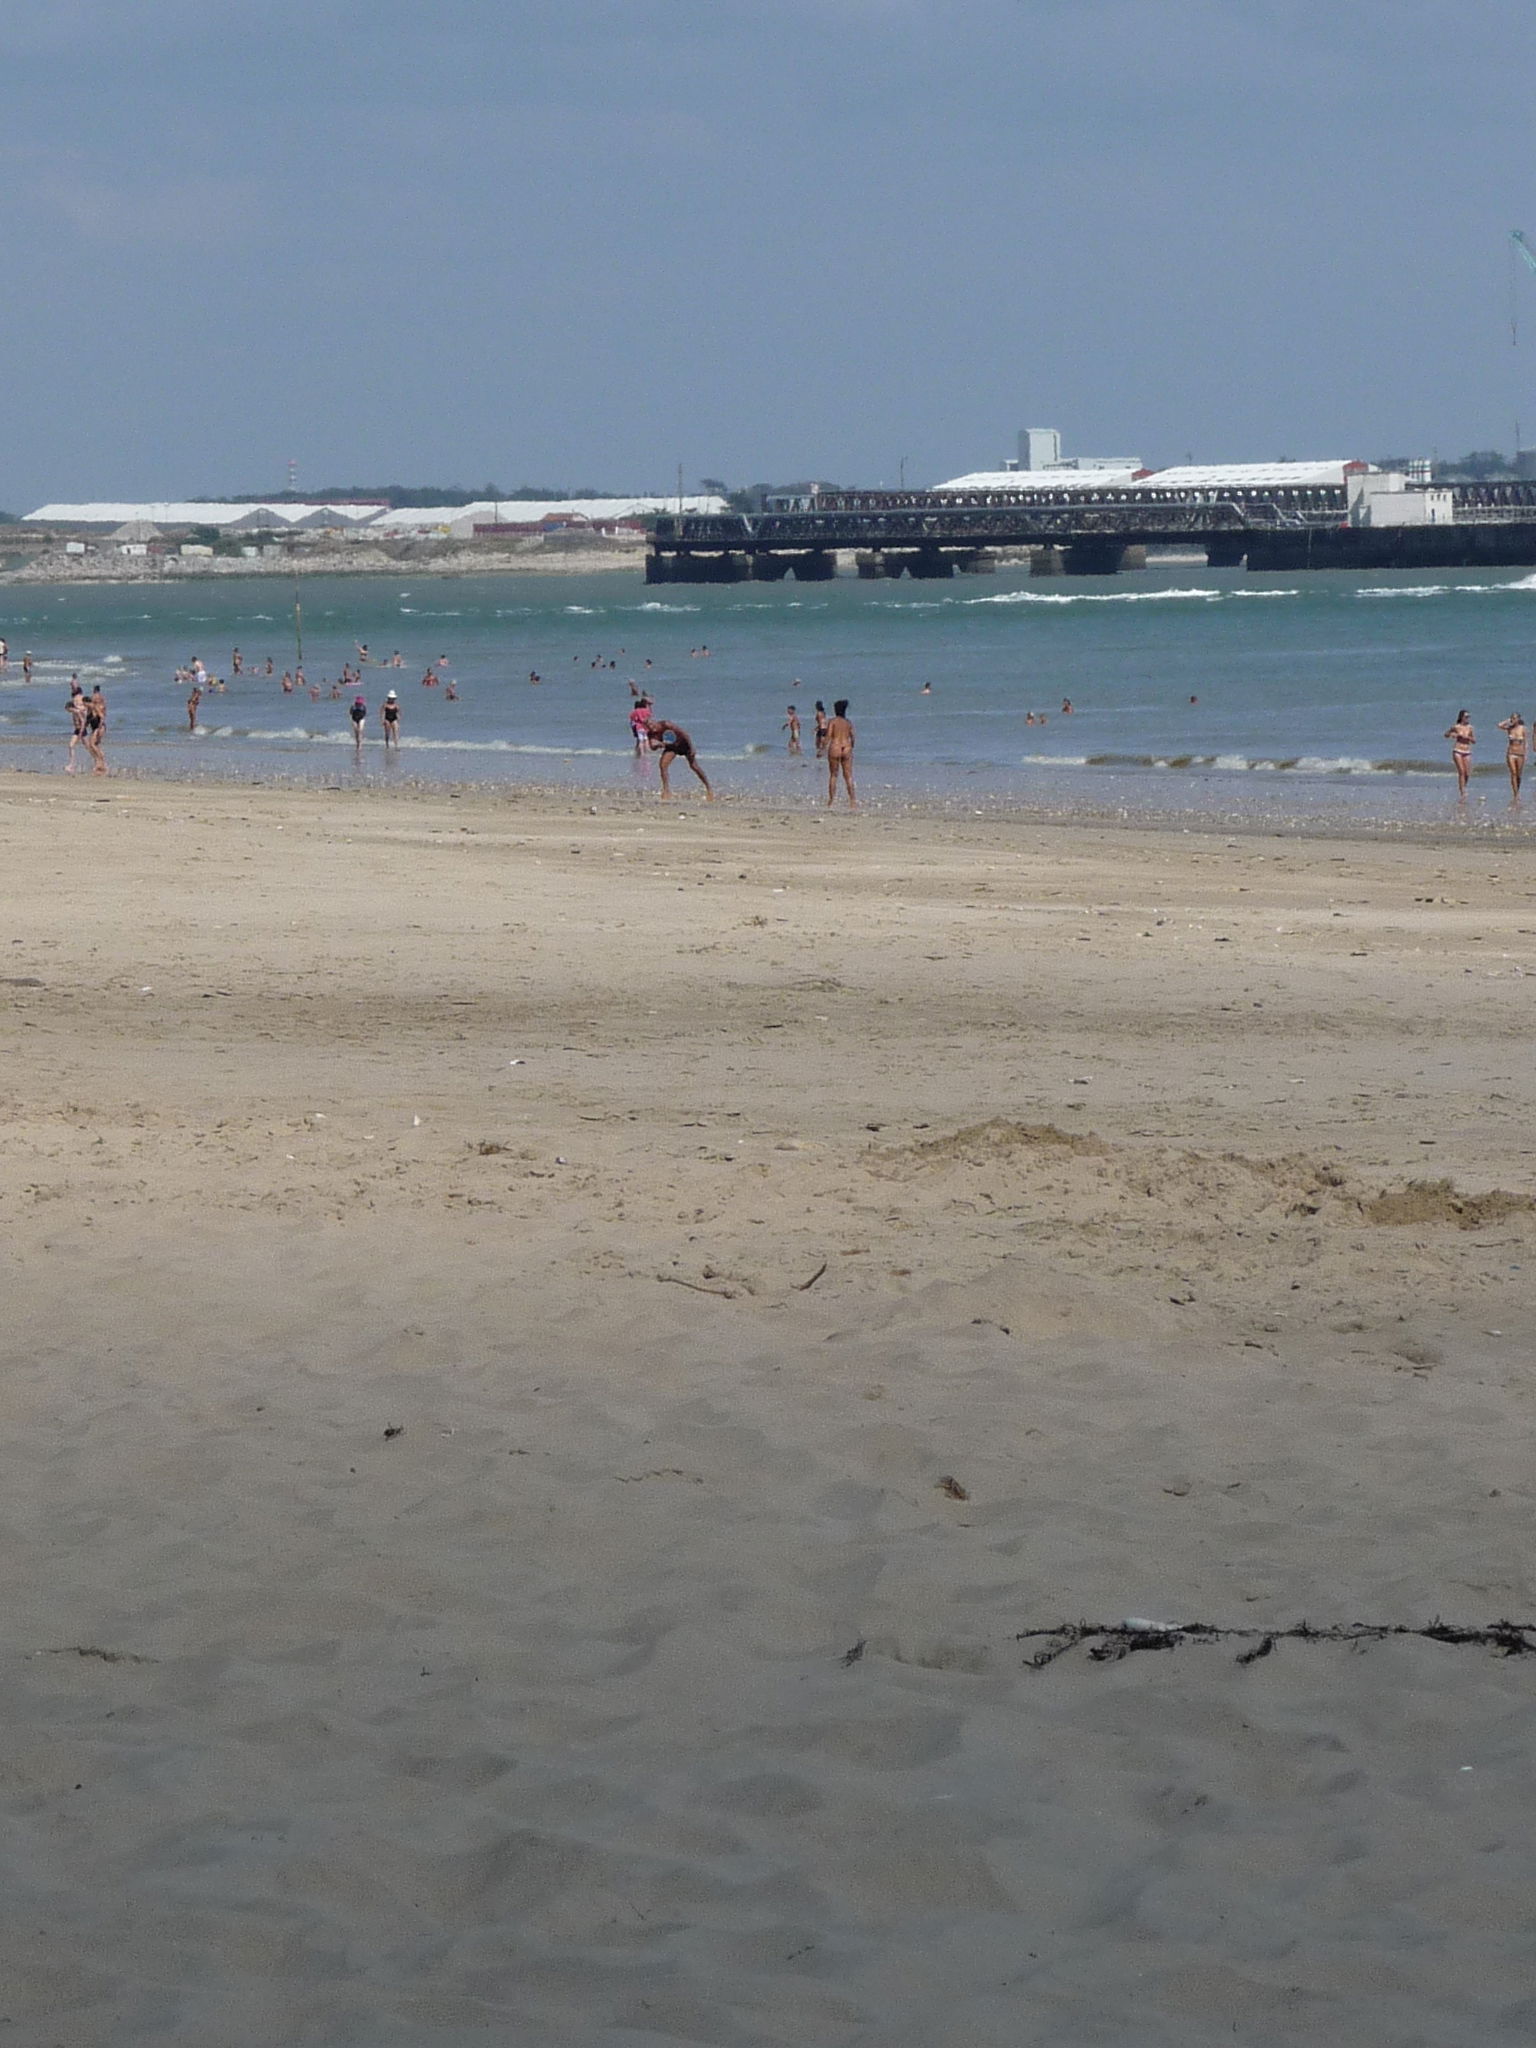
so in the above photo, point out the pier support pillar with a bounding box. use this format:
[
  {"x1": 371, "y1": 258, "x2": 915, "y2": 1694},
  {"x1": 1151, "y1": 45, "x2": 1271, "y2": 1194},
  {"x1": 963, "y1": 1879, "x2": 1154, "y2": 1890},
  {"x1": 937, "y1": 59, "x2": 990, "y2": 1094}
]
[
  {"x1": 750, "y1": 553, "x2": 792, "y2": 580},
  {"x1": 1205, "y1": 536, "x2": 1248, "y2": 569},
  {"x1": 790, "y1": 550, "x2": 836, "y2": 581},
  {"x1": 1030, "y1": 547, "x2": 1065, "y2": 577},
  {"x1": 855, "y1": 551, "x2": 895, "y2": 578},
  {"x1": 1063, "y1": 540, "x2": 1128, "y2": 577},
  {"x1": 645, "y1": 551, "x2": 747, "y2": 584},
  {"x1": 901, "y1": 549, "x2": 956, "y2": 580}
]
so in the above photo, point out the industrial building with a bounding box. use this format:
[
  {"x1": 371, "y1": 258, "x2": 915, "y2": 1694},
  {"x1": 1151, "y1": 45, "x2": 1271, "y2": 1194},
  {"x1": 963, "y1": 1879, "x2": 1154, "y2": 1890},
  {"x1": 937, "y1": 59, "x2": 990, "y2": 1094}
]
[{"x1": 20, "y1": 494, "x2": 729, "y2": 538}]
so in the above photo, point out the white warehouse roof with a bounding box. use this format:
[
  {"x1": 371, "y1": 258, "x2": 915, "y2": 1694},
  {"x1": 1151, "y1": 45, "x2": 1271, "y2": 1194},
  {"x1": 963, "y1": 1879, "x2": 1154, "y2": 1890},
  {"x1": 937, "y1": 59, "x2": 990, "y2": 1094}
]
[
  {"x1": 933, "y1": 459, "x2": 1359, "y2": 495},
  {"x1": 936, "y1": 468, "x2": 1142, "y2": 492},
  {"x1": 369, "y1": 495, "x2": 728, "y2": 533},
  {"x1": 25, "y1": 501, "x2": 379, "y2": 528},
  {"x1": 26, "y1": 493, "x2": 730, "y2": 533},
  {"x1": 1126, "y1": 461, "x2": 1357, "y2": 491}
]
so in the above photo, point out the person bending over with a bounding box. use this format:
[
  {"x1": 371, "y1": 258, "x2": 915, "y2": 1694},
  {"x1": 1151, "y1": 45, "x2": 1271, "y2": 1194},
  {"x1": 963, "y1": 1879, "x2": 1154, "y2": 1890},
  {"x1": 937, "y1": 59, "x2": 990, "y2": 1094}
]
[{"x1": 646, "y1": 717, "x2": 713, "y2": 800}]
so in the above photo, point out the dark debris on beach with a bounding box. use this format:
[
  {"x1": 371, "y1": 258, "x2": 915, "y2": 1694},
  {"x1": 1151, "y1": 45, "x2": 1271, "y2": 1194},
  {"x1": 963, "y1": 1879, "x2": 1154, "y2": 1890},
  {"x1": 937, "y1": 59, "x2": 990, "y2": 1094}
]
[{"x1": 1018, "y1": 1619, "x2": 1536, "y2": 1668}]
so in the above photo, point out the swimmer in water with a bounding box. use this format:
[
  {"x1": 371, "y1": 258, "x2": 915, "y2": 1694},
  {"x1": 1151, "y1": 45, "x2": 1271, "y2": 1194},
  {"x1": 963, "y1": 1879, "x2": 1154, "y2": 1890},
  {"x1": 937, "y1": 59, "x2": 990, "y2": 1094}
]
[
  {"x1": 1445, "y1": 709, "x2": 1474, "y2": 797},
  {"x1": 1498, "y1": 711, "x2": 1527, "y2": 799}
]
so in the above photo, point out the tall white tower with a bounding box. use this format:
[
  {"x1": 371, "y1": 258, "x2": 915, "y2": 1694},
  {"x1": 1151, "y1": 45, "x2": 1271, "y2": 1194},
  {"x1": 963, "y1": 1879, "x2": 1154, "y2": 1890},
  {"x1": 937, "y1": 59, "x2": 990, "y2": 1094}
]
[{"x1": 1019, "y1": 428, "x2": 1061, "y2": 471}]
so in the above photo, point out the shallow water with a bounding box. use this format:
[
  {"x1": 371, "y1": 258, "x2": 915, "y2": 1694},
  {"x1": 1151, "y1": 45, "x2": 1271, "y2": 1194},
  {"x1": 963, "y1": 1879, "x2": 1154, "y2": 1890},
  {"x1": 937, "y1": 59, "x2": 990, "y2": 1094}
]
[{"x1": 5, "y1": 561, "x2": 1536, "y2": 826}]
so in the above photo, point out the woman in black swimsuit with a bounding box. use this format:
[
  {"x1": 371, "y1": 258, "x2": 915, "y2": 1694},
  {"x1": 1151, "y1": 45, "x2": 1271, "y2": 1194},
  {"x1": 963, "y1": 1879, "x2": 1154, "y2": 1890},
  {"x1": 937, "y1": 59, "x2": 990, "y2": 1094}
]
[
  {"x1": 349, "y1": 695, "x2": 367, "y2": 755},
  {"x1": 381, "y1": 691, "x2": 400, "y2": 750},
  {"x1": 645, "y1": 718, "x2": 713, "y2": 800},
  {"x1": 85, "y1": 686, "x2": 107, "y2": 775}
]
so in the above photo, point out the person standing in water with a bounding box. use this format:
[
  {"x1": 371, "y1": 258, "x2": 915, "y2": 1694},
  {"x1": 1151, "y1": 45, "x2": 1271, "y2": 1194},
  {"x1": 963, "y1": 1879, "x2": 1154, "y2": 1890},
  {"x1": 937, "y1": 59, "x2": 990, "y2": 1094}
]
[
  {"x1": 813, "y1": 701, "x2": 829, "y2": 757},
  {"x1": 784, "y1": 705, "x2": 802, "y2": 755},
  {"x1": 1498, "y1": 711, "x2": 1527, "y2": 799},
  {"x1": 349, "y1": 694, "x2": 367, "y2": 755},
  {"x1": 825, "y1": 698, "x2": 856, "y2": 808},
  {"x1": 187, "y1": 683, "x2": 202, "y2": 733},
  {"x1": 65, "y1": 680, "x2": 87, "y2": 772},
  {"x1": 84, "y1": 684, "x2": 107, "y2": 774},
  {"x1": 381, "y1": 690, "x2": 400, "y2": 749},
  {"x1": 1445, "y1": 709, "x2": 1474, "y2": 797}
]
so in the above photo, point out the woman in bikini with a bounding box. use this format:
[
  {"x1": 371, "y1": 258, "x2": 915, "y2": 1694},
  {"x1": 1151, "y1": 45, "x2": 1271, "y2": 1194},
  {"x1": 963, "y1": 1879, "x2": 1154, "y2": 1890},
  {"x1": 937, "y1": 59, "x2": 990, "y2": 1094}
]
[
  {"x1": 1445, "y1": 709, "x2": 1474, "y2": 798},
  {"x1": 825, "y1": 698, "x2": 856, "y2": 808},
  {"x1": 1498, "y1": 712, "x2": 1527, "y2": 799}
]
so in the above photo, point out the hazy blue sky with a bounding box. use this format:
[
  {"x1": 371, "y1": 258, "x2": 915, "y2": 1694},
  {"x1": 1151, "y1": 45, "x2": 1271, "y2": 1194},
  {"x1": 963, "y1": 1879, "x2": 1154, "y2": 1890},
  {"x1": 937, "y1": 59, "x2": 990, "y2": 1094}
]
[{"x1": 4, "y1": 0, "x2": 1535, "y2": 506}]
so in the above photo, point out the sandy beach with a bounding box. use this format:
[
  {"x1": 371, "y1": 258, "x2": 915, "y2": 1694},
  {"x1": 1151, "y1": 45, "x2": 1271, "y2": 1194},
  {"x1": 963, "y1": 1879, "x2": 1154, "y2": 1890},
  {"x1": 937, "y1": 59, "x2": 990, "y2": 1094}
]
[{"x1": 4, "y1": 771, "x2": 1534, "y2": 2044}]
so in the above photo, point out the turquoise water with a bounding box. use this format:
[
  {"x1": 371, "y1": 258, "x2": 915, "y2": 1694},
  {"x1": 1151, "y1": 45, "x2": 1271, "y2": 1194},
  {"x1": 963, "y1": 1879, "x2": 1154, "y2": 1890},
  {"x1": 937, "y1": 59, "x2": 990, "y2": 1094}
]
[{"x1": 5, "y1": 561, "x2": 1536, "y2": 824}]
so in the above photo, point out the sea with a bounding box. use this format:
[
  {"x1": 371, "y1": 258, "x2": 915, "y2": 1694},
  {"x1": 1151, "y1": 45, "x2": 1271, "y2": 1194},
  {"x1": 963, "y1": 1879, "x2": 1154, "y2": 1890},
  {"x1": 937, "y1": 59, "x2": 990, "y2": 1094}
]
[{"x1": 6, "y1": 560, "x2": 1536, "y2": 831}]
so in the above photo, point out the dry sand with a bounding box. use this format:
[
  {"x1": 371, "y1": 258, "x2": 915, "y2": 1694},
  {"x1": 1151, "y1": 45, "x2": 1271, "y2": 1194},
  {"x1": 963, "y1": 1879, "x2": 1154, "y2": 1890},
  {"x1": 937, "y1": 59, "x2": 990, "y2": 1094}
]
[{"x1": 3, "y1": 771, "x2": 1534, "y2": 2045}]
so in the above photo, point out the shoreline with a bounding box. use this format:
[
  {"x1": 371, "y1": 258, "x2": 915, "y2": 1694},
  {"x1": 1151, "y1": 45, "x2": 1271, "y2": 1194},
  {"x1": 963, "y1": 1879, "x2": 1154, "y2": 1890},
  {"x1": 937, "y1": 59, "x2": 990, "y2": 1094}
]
[
  {"x1": 0, "y1": 751, "x2": 1527, "y2": 849},
  {"x1": 0, "y1": 544, "x2": 652, "y2": 586}
]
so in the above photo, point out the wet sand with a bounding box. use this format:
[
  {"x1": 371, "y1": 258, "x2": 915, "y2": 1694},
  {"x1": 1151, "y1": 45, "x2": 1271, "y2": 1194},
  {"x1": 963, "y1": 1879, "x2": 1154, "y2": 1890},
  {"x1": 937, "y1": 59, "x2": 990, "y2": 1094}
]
[{"x1": 3, "y1": 771, "x2": 1533, "y2": 2044}]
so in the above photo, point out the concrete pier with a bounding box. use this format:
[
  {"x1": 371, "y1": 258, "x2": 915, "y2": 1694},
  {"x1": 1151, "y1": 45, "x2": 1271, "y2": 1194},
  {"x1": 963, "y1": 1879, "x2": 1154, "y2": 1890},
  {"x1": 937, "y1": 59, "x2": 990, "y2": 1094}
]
[{"x1": 646, "y1": 479, "x2": 1536, "y2": 581}]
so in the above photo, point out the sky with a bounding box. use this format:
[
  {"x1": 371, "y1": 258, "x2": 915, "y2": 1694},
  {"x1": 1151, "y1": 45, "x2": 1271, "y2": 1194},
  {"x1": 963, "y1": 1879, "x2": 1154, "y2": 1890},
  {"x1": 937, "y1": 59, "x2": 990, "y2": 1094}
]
[{"x1": 3, "y1": 0, "x2": 1536, "y2": 508}]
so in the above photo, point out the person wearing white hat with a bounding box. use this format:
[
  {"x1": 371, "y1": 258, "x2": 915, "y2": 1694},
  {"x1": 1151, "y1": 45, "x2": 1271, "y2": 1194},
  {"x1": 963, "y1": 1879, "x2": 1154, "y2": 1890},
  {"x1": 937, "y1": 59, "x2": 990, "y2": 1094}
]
[{"x1": 382, "y1": 690, "x2": 400, "y2": 751}]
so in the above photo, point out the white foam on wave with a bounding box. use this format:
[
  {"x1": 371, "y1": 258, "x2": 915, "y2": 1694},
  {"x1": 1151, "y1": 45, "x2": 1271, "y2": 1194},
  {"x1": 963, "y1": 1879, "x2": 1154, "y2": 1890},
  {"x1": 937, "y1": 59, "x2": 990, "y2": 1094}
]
[
  {"x1": 241, "y1": 725, "x2": 344, "y2": 742},
  {"x1": 632, "y1": 601, "x2": 701, "y2": 613},
  {"x1": 971, "y1": 586, "x2": 1222, "y2": 607},
  {"x1": 1355, "y1": 585, "x2": 1448, "y2": 599},
  {"x1": 1021, "y1": 752, "x2": 1090, "y2": 765},
  {"x1": 564, "y1": 605, "x2": 597, "y2": 615},
  {"x1": 1228, "y1": 589, "x2": 1300, "y2": 599},
  {"x1": 398, "y1": 737, "x2": 620, "y2": 756}
]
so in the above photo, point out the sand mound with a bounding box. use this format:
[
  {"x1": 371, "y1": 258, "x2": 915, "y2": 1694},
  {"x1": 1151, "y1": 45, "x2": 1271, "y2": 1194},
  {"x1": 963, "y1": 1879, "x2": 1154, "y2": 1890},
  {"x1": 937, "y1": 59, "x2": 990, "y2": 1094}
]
[
  {"x1": 1363, "y1": 1178, "x2": 1536, "y2": 1230},
  {"x1": 875, "y1": 1119, "x2": 1353, "y2": 1229},
  {"x1": 884, "y1": 1118, "x2": 1112, "y2": 1167}
]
